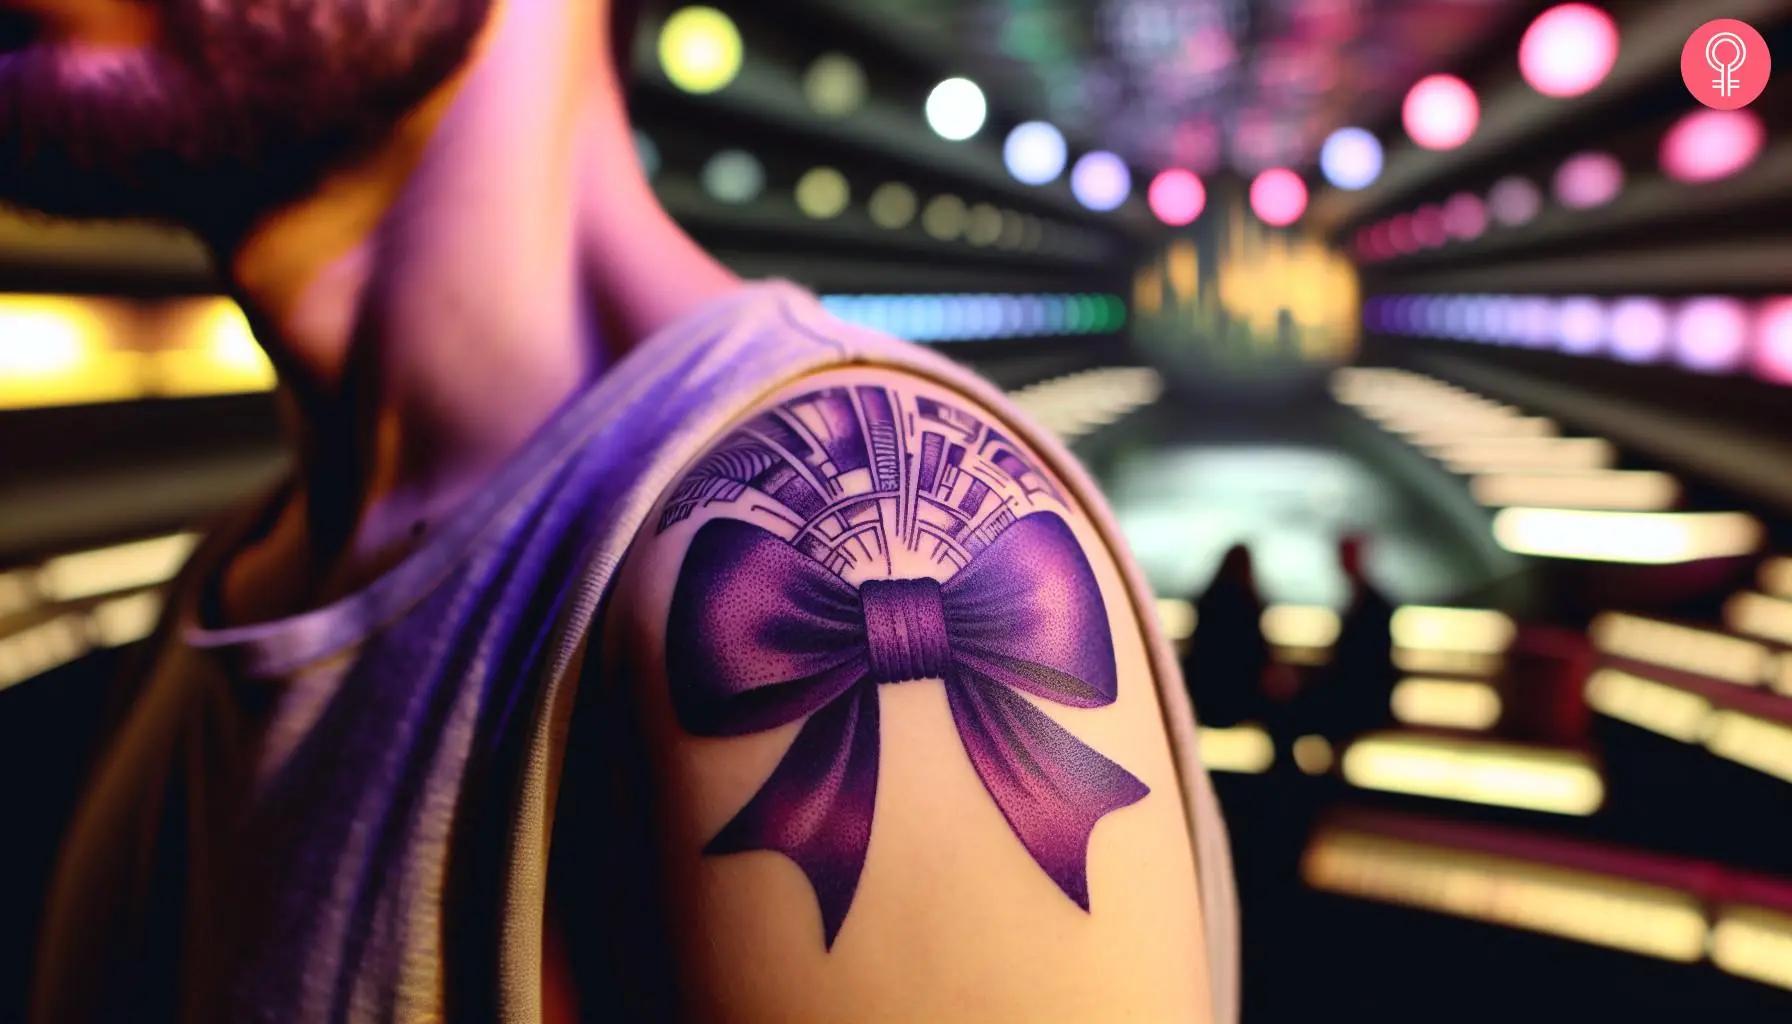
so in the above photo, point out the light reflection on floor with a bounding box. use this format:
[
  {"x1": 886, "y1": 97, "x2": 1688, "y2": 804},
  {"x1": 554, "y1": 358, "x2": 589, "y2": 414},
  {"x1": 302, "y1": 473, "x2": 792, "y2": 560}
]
[{"x1": 1097, "y1": 443, "x2": 1475, "y2": 608}]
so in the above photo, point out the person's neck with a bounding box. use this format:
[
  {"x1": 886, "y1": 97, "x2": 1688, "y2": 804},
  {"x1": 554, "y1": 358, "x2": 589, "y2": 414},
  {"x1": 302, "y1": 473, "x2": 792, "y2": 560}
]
[{"x1": 207, "y1": 0, "x2": 739, "y2": 618}]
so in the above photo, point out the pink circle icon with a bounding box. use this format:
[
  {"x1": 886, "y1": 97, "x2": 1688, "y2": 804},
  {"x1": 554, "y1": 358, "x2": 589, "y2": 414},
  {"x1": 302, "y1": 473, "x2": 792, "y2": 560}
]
[{"x1": 1682, "y1": 19, "x2": 1771, "y2": 110}]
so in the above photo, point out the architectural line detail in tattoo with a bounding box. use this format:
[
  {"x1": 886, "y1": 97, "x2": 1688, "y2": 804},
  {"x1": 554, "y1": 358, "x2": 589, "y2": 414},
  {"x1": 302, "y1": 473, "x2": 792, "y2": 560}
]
[{"x1": 659, "y1": 386, "x2": 1144, "y2": 947}]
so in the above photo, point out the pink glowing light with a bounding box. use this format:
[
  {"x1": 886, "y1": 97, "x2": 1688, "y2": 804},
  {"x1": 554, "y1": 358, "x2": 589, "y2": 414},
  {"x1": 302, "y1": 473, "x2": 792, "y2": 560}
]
[
  {"x1": 1249, "y1": 167, "x2": 1308, "y2": 227},
  {"x1": 1752, "y1": 298, "x2": 1792, "y2": 385},
  {"x1": 1388, "y1": 214, "x2": 1419, "y2": 254},
  {"x1": 1413, "y1": 205, "x2": 1448, "y2": 248},
  {"x1": 1355, "y1": 226, "x2": 1388, "y2": 262},
  {"x1": 1442, "y1": 192, "x2": 1488, "y2": 240},
  {"x1": 1607, "y1": 297, "x2": 1671, "y2": 363},
  {"x1": 1554, "y1": 151, "x2": 1624, "y2": 209},
  {"x1": 1519, "y1": 4, "x2": 1620, "y2": 99},
  {"x1": 1660, "y1": 109, "x2": 1766, "y2": 184},
  {"x1": 1402, "y1": 74, "x2": 1480, "y2": 151},
  {"x1": 1488, "y1": 176, "x2": 1542, "y2": 226},
  {"x1": 1147, "y1": 169, "x2": 1207, "y2": 226},
  {"x1": 1673, "y1": 297, "x2": 1751, "y2": 374}
]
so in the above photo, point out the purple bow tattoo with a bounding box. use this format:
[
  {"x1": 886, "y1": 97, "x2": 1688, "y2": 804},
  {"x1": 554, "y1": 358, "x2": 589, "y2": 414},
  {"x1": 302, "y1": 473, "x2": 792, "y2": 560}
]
[{"x1": 667, "y1": 510, "x2": 1149, "y2": 947}]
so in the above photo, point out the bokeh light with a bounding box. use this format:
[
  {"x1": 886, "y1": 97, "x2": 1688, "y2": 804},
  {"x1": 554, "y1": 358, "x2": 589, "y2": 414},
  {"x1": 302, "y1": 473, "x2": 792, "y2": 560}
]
[
  {"x1": 1519, "y1": 4, "x2": 1620, "y2": 99},
  {"x1": 1388, "y1": 213, "x2": 1419, "y2": 254},
  {"x1": 700, "y1": 149, "x2": 764, "y2": 204},
  {"x1": 1554, "y1": 151, "x2": 1624, "y2": 208},
  {"x1": 1320, "y1": 128, "x2": 1384, "y2": 191},
  {"x1": 922, "y1": 194, "x2": 968, "y2": 240},
  {"x1": 1147, "y1": 169, "x2": 1207, "y2": 226},
  {"x1": 926, "y1": 77, "x2": 987, "y2": 141},
  {"x1": 1673, "y1": 297, "x2": 1751, "y2": 373},
  {"x1": 966, "y1": 203, "x2": 1004, "y2": 246},
  {"x1": 1403, "y1": 74, "x2": 1480, "y2": 151},
  {"x1": 1516, "y1": 297, "x2": 1558, "y2": 348},
  {"x1": 1070, "y1": 151, "x2": 1133, "y2": 211},
  {"x1": 794, "y1": 166, "x2": 850, "y2": 219},
  {"x1": 996, "y1": 210, "x2": 1026, "y2": 249},
  {"x1": 1413, "y1": 205, "x2": 1448, "y2": 248},
  {"x1": 1443, "y1": 192, "x2": 1488, "y2": 240},
  {"x1": 1607, "y1": 297, "x2": 1671, "y2": 363},
  {"x1": 1557, "y1": 296, "x2": 1607, "y2": 354},
  {"x1": 1755, "y1": 298, "x2": 1792, "y2": 384},
  {"x1": 658, "y1": 7, "x2": 744, "y2": 95},
  {"x1": 803, "y1": 53, "x2": 866, "y2": 117},
  {"x1": 1488, "y1": 176, "x2": 1542, "y2": 226},
  {"x1": 868, "y1": 182, "x2": 917, "y2": 229},
  {"x1": 1004, "y1": 122, "x2": 1068, "y2": 185},
  {"x1": 1249, "y1": 168, "x2": 1308, "y2": 227},
  {"x1": 1660, "y1": 109, "x2": 1766, "y2": 184},
  {"x1": 817, "y1": 292, "x2": 1126, "y2": 343}
]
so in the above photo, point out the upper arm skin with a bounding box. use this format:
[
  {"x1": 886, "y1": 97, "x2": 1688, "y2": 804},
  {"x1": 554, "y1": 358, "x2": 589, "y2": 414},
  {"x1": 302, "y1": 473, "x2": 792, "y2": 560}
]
[{"x1": 605, "y1": 367, "x2": 1212, "y2": 1023}]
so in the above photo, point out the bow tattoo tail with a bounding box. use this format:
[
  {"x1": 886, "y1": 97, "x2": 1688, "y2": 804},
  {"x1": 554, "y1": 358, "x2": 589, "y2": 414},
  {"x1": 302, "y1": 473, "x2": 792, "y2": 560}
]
[
  {"x1": 704, "y1": 683, "x2": 881, "y2": 949},
  {"x1": 944, "y1": 672, "x2": 1149, "y2": 910}
]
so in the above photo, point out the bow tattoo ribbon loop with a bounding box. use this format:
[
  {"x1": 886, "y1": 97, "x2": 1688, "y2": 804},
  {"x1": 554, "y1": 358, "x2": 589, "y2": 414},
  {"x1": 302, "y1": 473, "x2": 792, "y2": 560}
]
[{"x1": 666, "y1": 511, "x2": 1149, "y2": 947}]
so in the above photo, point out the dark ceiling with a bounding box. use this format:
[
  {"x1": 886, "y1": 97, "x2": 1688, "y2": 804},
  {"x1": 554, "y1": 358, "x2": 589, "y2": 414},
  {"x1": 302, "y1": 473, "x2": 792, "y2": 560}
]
[{"x1": 819, "y1": 0, "x2": 1522, "y2": 173}]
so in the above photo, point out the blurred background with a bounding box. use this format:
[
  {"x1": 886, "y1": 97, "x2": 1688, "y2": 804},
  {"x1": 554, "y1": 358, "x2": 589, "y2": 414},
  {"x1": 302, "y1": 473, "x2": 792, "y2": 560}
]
[{"x1": 3, "y1": 0, "x2": 1792, "y2": 1019}]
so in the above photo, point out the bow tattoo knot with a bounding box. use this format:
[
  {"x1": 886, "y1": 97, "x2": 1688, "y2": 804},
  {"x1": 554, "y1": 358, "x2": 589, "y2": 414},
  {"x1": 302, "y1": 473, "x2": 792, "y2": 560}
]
[{"x1": 666, "y1": 511, "x2": 1148, "y2": 947}]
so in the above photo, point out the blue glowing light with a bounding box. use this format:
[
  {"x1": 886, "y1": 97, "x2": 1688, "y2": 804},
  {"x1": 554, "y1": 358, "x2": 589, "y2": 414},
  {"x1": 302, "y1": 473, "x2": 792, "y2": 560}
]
[
  {"x1": 1319, "y1": 127, "x2": 1383, "y2": 191},
  {"x1": 1004, "y1": 122, "x2": 1069, "y2": 185}
]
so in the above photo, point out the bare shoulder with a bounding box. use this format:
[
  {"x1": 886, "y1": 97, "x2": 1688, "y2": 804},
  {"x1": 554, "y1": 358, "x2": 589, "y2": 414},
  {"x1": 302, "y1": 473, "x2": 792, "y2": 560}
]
[{"x1": 606, "y1": 365, "x2": 1211, "y2": 1023}]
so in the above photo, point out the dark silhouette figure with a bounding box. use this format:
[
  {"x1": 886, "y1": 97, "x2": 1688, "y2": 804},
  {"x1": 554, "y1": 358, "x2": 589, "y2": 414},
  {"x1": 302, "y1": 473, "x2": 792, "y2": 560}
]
[
  {"x1": 1185, "y1": 544, "x2": 1270, "y2": 730},
  {"x1": 1316, "y1": 533, "x2": 1399, "y2": 745}
]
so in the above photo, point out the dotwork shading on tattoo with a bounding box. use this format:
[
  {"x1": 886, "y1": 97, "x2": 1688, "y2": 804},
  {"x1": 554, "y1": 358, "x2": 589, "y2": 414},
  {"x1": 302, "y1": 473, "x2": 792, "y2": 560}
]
[{"x1": 660, "y1": 385, "x2": 1148, "y2": 948}]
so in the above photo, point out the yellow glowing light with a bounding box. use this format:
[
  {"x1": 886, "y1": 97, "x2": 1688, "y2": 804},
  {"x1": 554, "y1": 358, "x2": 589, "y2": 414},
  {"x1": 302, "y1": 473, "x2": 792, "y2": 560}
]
[
  {"x1": 149, "y1": 299, "x2": 276, "y2": 398},
  {"x1": 965, "y1": 203, "x2": 1003, "y2": 247},
  {"x1": 657, "y1": 7, "x2": 743, "y2": 95},
  {"x1": 1761, "y1": 558, "x2": 1792, "y2": 599},
  {"x1": 0, "y1": 614, "x2": 90, "y2": 691},
  {"x1": 1725, "y1": 591, "x2": 1792, "y2": 647},
  {"x1": 1470, "y1": 471, "x2": 1680, "y2": 511},
  {"x1": 1439, "y1": 436, "x2": 1614, "y2": 474},
  {"x1": 1261, "y1": 604, "x2": 1340, "y2": 648},
  {"x1": 1404, "y1": 417, "x2": 1558, "y2": 446},
  {"x1": 996, "y1": 210, "x2": 1026, "y2": 250},
  {"x1": 0, "y1": 570, "x2": 37, "y2": 619},
  {"x1": 1304, "y1": 829, "x2": 1710, "y2": 962},
  {"x1": 1704, "y1": 710, "x2": 1792, "y2": 785},
  {"x1": 1390, "y1": 677, "x2": 1503, "y2": 730},
  {"x1": 867, "y1": 183, "x2": 916, "y2": 230},
  {"x1": 1155, "y1": 598, "x2": 1196, "y2": 642},
  {"x1": 37, "y1": 533, "x2": 198, "y2": 603},
  {"x1": 794, "y1": 166, "x2": 850, "y2": 220},
  {"x1": 921, "y1": 194, "x2": 967, "y2": 241},
  {"x1": 1771, "y1": 654, "x2": 1792, "y2": 696},
  {"x1": 1494, "y1": 508, "x2": 1763, "y2": 564},
  {"x1": 0, "y1": 295, "x2": 139, "y2": 410},
  {"x1": 802, "y1": 52, "x2": 865, "y2": 117},
  {"x1": 1391, "y1": 606, "x2": 1515, "y2": 654},
  {"x1": 1712, "y1": 907, "x2": 1792, "y2": 991},
  {"x1": 1293, "y1": 735, "x2": 1335, "y2": 775},
  {"x1": 91, "y1": 591, "x2": 164, "y2": 648},
  {"x1": 1590, "y1": 612, "x2": 1768, "y2": 686},
  {"x1": 1394, "y1": 647, "x2": 1504, "y2": 678},
  {"x1": 1340, "y1": 732, "x2": 1605, "y2": 815},
  {"x1": 1166, "y1": 240, "x2": 1198, "y2": 302},
  {"x1": 1199, "y1": 724, "x2": 1274, "y2": 774},
  {"x1": 1584, "y1": 668, "x2": 1713, "y2": 743}
]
